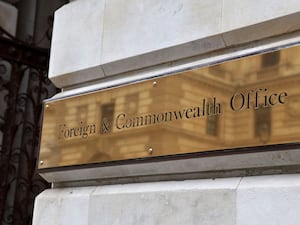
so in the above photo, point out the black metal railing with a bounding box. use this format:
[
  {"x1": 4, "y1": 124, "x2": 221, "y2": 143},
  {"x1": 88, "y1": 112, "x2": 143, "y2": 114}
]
[{"x1": 0, "y1": 26, "x2": 59, "y2": 225}]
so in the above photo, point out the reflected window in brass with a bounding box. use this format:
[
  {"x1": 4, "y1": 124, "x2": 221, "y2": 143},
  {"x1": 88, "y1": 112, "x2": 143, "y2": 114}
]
[
  {"x1": 255, "y1": 106, "x2": 271, "y2": 143},
  {"x1": 261, "y1": 51, "x2": 280, "y2": 68},
  {"x1": 100, "y1": 103, "x2": 115, "y2": 134},
  {"x1": 206, "y1": 98, "x2": 220, "y2": 137},
  {"x1": 208, "y1": 64, "x2": 226, "y2": 79},
  {"x1": 77, "y1": 105, "x2": 88, "y2": 121},
  {"x1": 125, "y1": 94, "x2": 139, "y2": 115},
  {"x1": 286, "y1": 95, "x2": 300, "y2": 118},
  {"x1": 206, "y1": 115, "x2": 219, "y2": 137}
]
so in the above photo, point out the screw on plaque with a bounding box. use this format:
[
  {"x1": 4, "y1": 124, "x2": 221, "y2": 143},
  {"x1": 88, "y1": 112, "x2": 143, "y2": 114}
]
[
  {"x1": 148, "y1": 147, "x2": 153, "y2": 154},
  {"x1": 152, "y1": 81, "x2": 157, "y2": 87}
]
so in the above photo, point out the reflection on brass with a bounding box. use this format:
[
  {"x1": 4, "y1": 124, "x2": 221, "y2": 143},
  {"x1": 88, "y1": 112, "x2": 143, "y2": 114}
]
[
  {"x1": 39, "y1": 45, "x2": 300, "y2": 169},
  {"x1": 148, "y1": 147, "x2": 153, "y2": 154}
]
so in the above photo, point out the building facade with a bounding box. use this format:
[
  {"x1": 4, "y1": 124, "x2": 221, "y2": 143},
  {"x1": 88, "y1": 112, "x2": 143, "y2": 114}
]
[
  {"x1": 0, "y1": 1, "x2": 67, "y2": 225},
  {"x1": 33, "y1": 1, "x2": 300, "y2": 225}
]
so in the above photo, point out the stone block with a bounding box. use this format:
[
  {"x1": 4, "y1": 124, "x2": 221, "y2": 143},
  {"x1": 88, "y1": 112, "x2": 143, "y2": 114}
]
[
  {"x1": 222, "y1": 12, "x2": 300, "y2": 46},
  {"x1": 237, "y1": 174, "x2": 300, "y2": 225},
  {"x1": 222, "y1": 0, "x2": 300, "y2": 32},
  {"x1": 100, "y1": 0, "x2": 226, "y2": 77},
  {"x1": 89, "y1": 179, "x2": 239, "y2": 225},
  {"x1": 32, "y1": 187, "x2": 95, "y2": 225},
  {"x1": 0, "y1": 1, "x2": 18, "y2": 36},
  {"x1": 48, "y1": 0, "x2": 300, "y2": 88},
  {"x1": 49, "y1": 0, "x2": 105, "y2": 88},
  {"x1": 102, "y1": 35, "x2": 225, "y2": 76},
  {"x1": 32, "y1": 175, "x2": 300, "y2": 225},
  {"x1": 102, "y1": 0, "x2": 223, "y2": 64}
]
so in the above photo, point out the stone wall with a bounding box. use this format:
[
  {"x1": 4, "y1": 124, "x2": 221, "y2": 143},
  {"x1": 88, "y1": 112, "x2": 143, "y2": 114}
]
[
  {"x1": 49, "y1": 0, "x2": 300, "y2": 88},
  {"x1": 33, "y1": 174, "x2": 300, "y2": 225},
  {"x1": 33, "y1": 1, "x2": 300, "y2": 225}
]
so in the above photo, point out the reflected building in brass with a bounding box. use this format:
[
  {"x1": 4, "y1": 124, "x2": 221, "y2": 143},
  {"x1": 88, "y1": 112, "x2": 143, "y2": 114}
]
[{"x1": 39, "y1": 45, "x2": 300, "y2": 169}]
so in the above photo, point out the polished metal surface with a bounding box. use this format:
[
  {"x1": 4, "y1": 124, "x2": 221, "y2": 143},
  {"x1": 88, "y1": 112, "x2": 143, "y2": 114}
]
[{"x1": 39, "y1": 45, "x2": 300, "y2": 169}]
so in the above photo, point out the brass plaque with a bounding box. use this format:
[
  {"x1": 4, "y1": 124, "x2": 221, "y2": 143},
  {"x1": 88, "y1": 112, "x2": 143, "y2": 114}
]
[{"x1": 39, "y1": 45, "x2": 300, "y2": 169}]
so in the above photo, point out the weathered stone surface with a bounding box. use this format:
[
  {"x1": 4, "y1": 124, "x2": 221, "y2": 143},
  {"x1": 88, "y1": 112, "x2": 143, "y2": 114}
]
[
  {"x1": 222, "y1": 0, "x2": 300, "y2": 31},
  {"x1": 48, "y1": 0, "x2": 300, "y2": 88},
  {"x1": 237, "y1": 174, "x2": 300, "y2": 225},
  {"x1": 34, "y1": 178, "x2": 239, "y2": 225},
  {"x1": 32, "y1": 187, "x2": 95, "y2": 225},
  {"x1": 33, "y1": 175, "x2": 300, "y2": 225},
  {"x1": 49, "y1": 0, "x2": 105, "y2": 87},
  {"x1": 0, "y1": 1, "x2": 18, "y2": 36}
]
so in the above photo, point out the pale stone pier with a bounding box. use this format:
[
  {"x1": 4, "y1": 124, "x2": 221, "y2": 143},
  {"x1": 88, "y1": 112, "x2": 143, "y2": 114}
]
[{"x1": 33, "y1": 1, "x2": 300, "y2": 224}]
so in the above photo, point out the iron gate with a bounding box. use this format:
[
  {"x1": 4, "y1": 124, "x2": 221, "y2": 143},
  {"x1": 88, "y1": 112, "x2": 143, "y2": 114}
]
[{"x1": 0, "y1": 28, "x2": 59, "y2": 225}]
